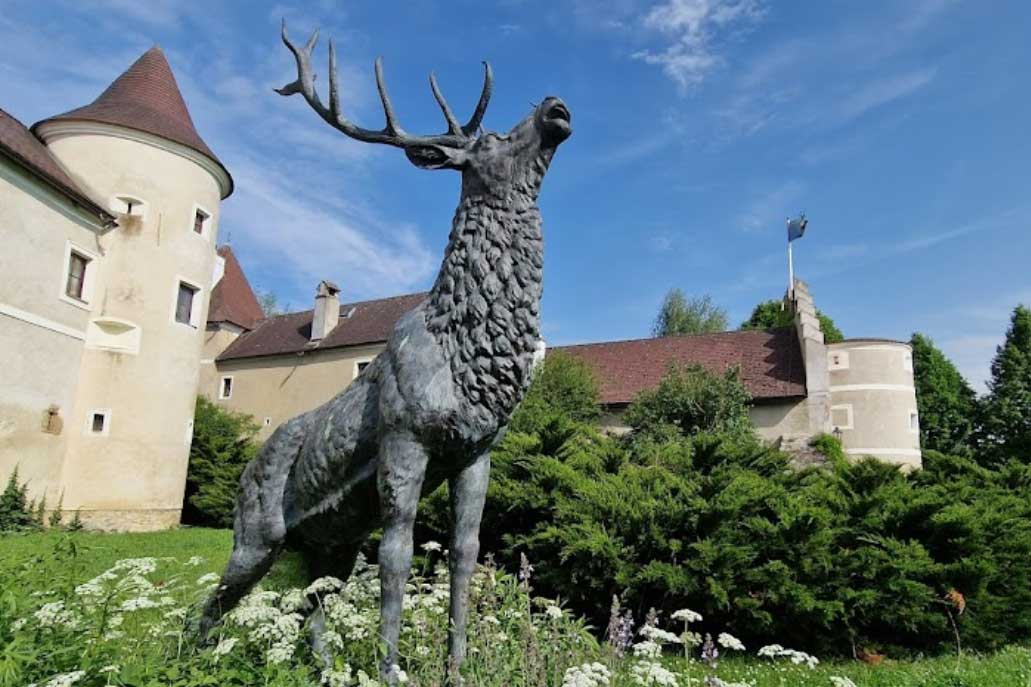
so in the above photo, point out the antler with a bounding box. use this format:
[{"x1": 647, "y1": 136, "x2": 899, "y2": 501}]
[{"x1": 276, "y1": 20, "x2": 493, "y2": 149}]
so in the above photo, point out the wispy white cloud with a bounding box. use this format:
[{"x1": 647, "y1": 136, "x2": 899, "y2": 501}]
[
  {"x1": 633, "y1": 0, "x2": 766, "y2": 91},
  {"x1": 0, "y1": 4, "x2": 437, "y2": 305},
  {"x1": 832, "y1": 68, "x2": 938, "y2": 124}
]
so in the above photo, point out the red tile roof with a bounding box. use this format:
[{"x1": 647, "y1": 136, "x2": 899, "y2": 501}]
[
  {"x1": 32, "y1": 46, "x2": 233, "y2": 197},
  {"x1": 208, "y1": 246, "x2": 265, "y2": 330},
  {"x1": 0, "y1": 108, "x2": 113, "y2": 223},
  {"x1": 217, "y1": 292, "x2": 429, "y2": 361},
  {"x1": 555, "y1": 328, "x2": 806, "y2": 405}
]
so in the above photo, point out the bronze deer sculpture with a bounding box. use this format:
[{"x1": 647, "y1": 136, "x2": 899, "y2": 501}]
[{"x1": 199, "y1": 21, "x2": 571, "y2": 685}]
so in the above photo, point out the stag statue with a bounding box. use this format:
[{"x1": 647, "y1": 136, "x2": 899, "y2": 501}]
[{"x1": 199, "y1": 21, "x2": 572, "y2": 685}]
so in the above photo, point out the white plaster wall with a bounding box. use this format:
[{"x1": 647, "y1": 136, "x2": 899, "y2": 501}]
[
  {"x1": 828, "y1": 341, "x2": 921, "y2": 469},
  {"x1": 214, "y1": 343, "x2": 386, "y2": 440},
  {"x1": 41, "y1": 129, "x2": 222, "y2": 528},
  {"x1": 0, "y1": 160, "x2": 100, "y2": 506}
]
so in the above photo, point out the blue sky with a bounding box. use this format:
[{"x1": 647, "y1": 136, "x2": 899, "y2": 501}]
[{"x1": 2, "y1": 0, "x2": 1028, "y2": 391}]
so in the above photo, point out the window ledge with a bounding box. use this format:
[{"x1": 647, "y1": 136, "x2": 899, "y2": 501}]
[{"x1": 59, "y1": 293, "x2": 92, "y2": 311}]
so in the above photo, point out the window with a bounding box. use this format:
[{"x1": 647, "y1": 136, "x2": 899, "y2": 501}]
[
  {"x1": 175, "y1": 281, "x2": 199, "y2": 326},
  {"x1": 60, "y1": 242, "x2": 99, "y2": 309},
  {"x1": 191, "y1": 205, "x2": 212, "y2": 238},
  {"x1": 263, "y1": 417, "x2": 272, "y2": 427},
  {"x1": 830, "y1": 404, "x2": 854, "y2": 431},
  {"x1": 903, "y1": 352, "x2": 913, "y2": 372},
  {"x1": 219, "y1": 376, "x2": 234, "y2": 400},
  {"x1": 86, "y1": 409, "x2": 111, "y2": 436},
  {"x1": 909, "y1": 410, "x2": 919, "y2": 432},
  {"x1": 65, "y1": 252, "x2": 89, "y2": 300},
  {"x1": 828, "y1": 351, "x2": 850, "y2": 371},
  {"x1": 356, "y1": 360, "x2": 371, "y2": 376}
]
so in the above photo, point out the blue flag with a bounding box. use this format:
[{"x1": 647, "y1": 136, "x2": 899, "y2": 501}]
[{"x1": 787, "y1": 214, "x2": 808, "y2": 242}]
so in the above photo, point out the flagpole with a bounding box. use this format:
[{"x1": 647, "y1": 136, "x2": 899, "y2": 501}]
[{"x1": 787, "y1": 225, "x2": 794, "y2": 300}]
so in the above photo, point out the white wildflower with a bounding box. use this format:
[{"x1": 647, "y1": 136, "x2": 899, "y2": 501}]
[
  {"x1": 33, "y1": 601, "x2": 81, "y2": 629},
  {"x1": 758, "y1": 644, "x2": 818, "y2": 669},
  {"x1": 829, "y1": 678, "x2": 858, "y2": 687},
  {"x1": 99, "y1": 665, "x2": 119, "y2": 674},
  {"x1": 164, "y1": 607, "x2": 188, "y2": 621},
  {"x1": 671, "y1": 608, "x2": 702, "y2": 624},
  {"x1": 280, "y1": 588, "x2": 308, "y2": 613},
  {"x1": 416, "y1": 645, "x2": 431, "y2": 657},
  {"x1": 482, "y1": 614, "x2": 501, "y2": 625},
  {"x1": 757, "y1": 644, "x2": 783, "y2": 657},
  {"x1": 266, "y1": 640, "x2": 296, "y2": 664},
  {"x1": 42, "y1": 671, "x2": 86, "y2": 687},
  {"x1": 631, "y1": 661, "x2": 678, "y2": 686},
  {"x1": 322, "y1": 666, "x2": 353, "y2": 687},
  {"x1": 213, "y1": 637, "x2": 239, "y2": 659},
  {"x1": 186, "y1": 556, "x2": 205, "y2": 566},
  {"x1": 562, "y1": 662, "x2": 611, "y2": 687},
  {"x1": 545, "y1": 605, "x2": 564, "y2": 620},
  {"x1": 196, "y1": 572, "x2": 220, "y2": 586},
  {"x1": 640, "y1": 625, "x2": 682, "y2": 644},
  {"x1": 421, "y1": 541, "x2": 442, "y2": 553},
  {"x1": 632, "y1": 640, "x2": 662, "y2": 659},
  {"x1": 305, "y1": 576, "x2": 345, "y2": 595},
  {"x1": 717, "y1": 632, "x2": 745, "y2": 651},
  {"x1": 11, "y1": 617, "x2": 28, "y2": 631},
  {"x1": 121, "y1": 596, "x2": 159, "y2": 612},
  {"x1": 388, "y1": 665, "x2": 408, "y2": 684}
]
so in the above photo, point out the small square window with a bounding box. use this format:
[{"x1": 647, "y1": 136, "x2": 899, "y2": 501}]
[
  {"x1": 193, "y1": 208, "x2": 209, "y2": 235},
  {"x1": 357, "y1": 361, "x2": 371, "y2": 374},
  {"x1": 86, "y1": 409, "x2": 110, "y2": 436},
  {"x1": 175, "y1": 282, "x2": 199, "y2": 325},
  {"x1": 831, "y1": 404, "x2": 854, "y2": 431},
  {"x1": 65, "y1": 252, "x2": 89, "y2": 300},
  {"x1": 828, "y1": 351, "x2": 850, "y2": 371},
  {"x1": 219, "y1": 376, "x2": 233, "y2": 400},
  {"x1": 909, "y1": 411, "x2": 919, "y2": 432},
  {"x1": 903, "y1": 352, "x2": 913, "y2": 372}
]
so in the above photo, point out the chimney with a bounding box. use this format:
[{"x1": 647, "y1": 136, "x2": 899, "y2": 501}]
[{"x1": 311, "y1": 280, "x2": 341, "y2": 341}]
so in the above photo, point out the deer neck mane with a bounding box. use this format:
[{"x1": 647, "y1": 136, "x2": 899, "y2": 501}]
[{"x1": 425, "y1": 147, "x2": 554, "y2": 421}]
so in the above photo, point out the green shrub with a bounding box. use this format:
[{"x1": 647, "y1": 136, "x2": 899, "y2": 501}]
[
  {"x1": 417, "y1": 359, "x2": 1031, "y2": 657},
  {"x1": 0, "y1": 467, "x2": 41, "y2": 533},
  {"x1": 183, "y1": 396, "x2": 261, "y2": 528},
  {"x1": 623, "y1": 363, "x2": 752, "y2": 438}
]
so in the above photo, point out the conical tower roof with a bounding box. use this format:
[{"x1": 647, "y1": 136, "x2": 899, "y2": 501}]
[{"x1": 33, "y1": 46, "x2": 232, "y2": 196}]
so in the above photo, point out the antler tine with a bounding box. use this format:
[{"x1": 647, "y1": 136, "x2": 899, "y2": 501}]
[
  {"x1": 462, "y1": 61, "x2": 493, "y2": 136},
  {"x1": 278, "y1": 19, "x2": 471, "y2": 148},
  {"x1": 429, "y1": 72, "x2": 463, "y2": 136},
  {"x1": 374, "y1": 57, "x2": 403, "y2": 136}
]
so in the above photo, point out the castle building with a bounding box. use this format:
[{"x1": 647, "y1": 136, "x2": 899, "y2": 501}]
[
  {"x1": 0, "y1": 46, "x2": 919, "y2": 533},
  {"x1": 0, "y1": 46, "x2": 233, "y2": 530},
  {"x1": 205, "y1": 265, "x2": 922, "y2": 470}
]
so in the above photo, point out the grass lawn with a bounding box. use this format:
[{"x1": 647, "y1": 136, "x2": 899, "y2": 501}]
[{"x1": 2, "y1": 528, "x2": 1030, "y2": 687}]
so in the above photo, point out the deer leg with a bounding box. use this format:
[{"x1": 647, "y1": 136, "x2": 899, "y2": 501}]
[
  {"x1": 304, "y1": 544, "x2": 360, "y2": 666},
  {"x1": 445, "y1": 452, "x2": 490, "y2": 686},
  {"x1": 376, "y1": 431, "x2": 428, "y2": 684},
  {"x1": 198, "y1": 418, "x2": 306, "y2": 637}
]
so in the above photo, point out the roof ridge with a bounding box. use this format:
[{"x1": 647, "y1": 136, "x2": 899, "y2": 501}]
[{"x1": 554, "y1": 326, "x2": 793, "y2": 350}]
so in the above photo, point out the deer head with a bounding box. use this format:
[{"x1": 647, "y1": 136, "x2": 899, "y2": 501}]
[{"x1": 276, "y1": 22, "x2": 571, "y2": 199}]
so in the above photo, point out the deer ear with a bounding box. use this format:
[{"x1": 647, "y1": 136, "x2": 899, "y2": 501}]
[{"x1": 405, "y1": 145, "x2": 465, "y2": 170}]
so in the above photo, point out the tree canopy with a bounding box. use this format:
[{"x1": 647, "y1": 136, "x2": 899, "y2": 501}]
[
  {"x1": 653, "y1": 290, "x2": 728, "y2": 337},
  {"x1": 740, "y1": 299, "x2": 844, "y2": 343},
  {"x1": 910, "y1": 332, "x2": 978, "y2": 455},
  {"x1": 977, "y1": 305, "x2": 1031, "y2": 465}
]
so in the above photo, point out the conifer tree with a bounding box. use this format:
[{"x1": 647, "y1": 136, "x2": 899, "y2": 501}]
[
  {"x1": 0, "y1": 467, "x2": 33, "y2": 531},
  {"x1": 910, "y1": 333, "x2": 978, "y2": 455},
  {"x1": 977, "y1": 305, "x2": 1031, "y2": 465}
]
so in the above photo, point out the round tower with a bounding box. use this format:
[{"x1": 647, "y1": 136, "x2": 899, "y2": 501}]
[
  {"x1": 827, "y1": 339, "x2": 922, "y2": 469},
  {"x1": 32, "y1": 46, "x2": 234, "y2": 529}
]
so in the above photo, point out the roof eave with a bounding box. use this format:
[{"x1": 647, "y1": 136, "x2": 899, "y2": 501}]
[{"x1": 0, "y1": 144, "x2": 116, "y2": 227}]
